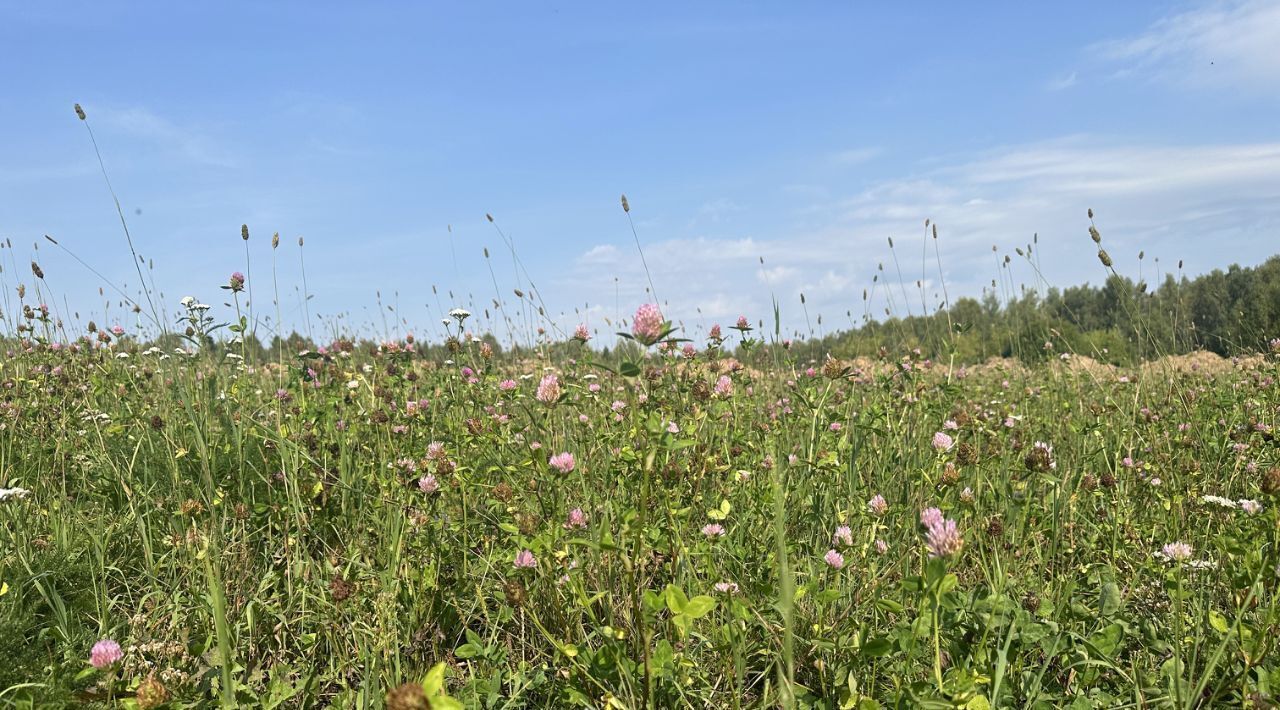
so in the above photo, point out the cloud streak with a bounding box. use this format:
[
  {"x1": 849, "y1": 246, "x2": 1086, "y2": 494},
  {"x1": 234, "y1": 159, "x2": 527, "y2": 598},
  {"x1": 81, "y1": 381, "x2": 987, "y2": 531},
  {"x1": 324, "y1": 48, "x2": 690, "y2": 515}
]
[
  {"x1": 564, "y1": 136, "x2": 1280, "y2": 339},
  {"x1": 1095, "y1": 0, "x2": 1280, "y2": 91}
]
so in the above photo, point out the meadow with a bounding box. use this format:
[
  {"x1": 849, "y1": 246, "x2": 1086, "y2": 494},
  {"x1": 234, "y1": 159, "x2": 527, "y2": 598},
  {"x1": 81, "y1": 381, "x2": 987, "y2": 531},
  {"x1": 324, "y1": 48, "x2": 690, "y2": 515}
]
[
  {"x1": 3, "y1": 108, "x2": 1280, "y2": 710},
  {"x1": 1, "y1": 289, "x2": 1278, "y2": 708}
]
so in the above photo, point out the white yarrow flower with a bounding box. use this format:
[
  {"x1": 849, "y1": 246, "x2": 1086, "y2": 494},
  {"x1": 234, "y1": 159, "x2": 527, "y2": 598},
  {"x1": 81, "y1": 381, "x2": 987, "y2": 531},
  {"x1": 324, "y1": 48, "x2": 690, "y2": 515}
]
[{"x1": 0, "y1": 487, "x2": 31, "y2": 502}]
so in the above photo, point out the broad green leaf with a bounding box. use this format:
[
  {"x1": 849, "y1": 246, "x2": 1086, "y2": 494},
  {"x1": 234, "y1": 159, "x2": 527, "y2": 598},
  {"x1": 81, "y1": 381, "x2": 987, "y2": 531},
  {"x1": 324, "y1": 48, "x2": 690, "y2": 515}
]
[
  {"x1": 665, "y1": 584, "x2": 689, "y2": 614},
  {"x1": 683, "y1": 595, "x2": 716, "y2": 618},
  {"x1": 1099, "y1": 581, "x2": 1121, "y2": 617},
  {"x1": 1208, "y1": 610, "x2": 1231, "y2": 634}
]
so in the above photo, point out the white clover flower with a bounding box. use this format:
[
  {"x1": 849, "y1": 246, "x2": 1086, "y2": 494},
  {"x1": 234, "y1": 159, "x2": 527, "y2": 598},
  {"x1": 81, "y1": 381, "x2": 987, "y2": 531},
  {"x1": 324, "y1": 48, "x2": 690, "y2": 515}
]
[{"x1": 0, "y1": 487, "x2": 31, "y2": 502}]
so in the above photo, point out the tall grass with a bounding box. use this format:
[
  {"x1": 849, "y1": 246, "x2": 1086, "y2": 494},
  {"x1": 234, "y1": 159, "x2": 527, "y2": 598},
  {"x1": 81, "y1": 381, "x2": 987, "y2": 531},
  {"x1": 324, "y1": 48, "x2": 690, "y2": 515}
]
[{"x1": 0, "y1": 106, "x2": 1278, "y2": 708}]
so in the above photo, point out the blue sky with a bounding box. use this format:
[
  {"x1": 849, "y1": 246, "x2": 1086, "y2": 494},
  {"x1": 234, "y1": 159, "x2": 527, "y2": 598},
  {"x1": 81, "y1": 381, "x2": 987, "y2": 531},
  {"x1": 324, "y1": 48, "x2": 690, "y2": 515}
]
[{"x1": 2, "y1": 1, "x2": 1279, "y2": 344}]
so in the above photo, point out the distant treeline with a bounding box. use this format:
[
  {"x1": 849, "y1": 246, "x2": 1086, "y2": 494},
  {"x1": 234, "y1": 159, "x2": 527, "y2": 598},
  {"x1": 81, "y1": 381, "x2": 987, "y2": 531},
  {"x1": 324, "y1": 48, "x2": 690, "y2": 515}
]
[
  {"x1": 43, "y1": 255, "x2": 1276, "y2": 368},
  {"x1": 789, "y1": 254, "x2": 1280, "y2": 365}
]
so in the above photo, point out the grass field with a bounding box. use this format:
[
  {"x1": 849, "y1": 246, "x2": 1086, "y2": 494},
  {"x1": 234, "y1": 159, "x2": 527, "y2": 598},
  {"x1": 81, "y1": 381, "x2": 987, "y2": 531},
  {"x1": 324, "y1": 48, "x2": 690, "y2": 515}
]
[{"x1": 1, "y1": 302, "x2": 1278, "y2": 707}]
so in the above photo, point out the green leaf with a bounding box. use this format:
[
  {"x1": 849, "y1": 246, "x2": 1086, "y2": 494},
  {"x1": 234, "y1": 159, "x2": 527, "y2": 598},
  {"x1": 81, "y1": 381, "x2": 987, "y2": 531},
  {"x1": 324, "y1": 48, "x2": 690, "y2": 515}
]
[
  {"x1": 1099, "y1": 581, "x2": 1121, "y2": 617},
  {"x1": 422, "y1": 663, "x2": 447, "y2": 694},
  {"x1": 875, "y1": 598, "x2": 905, "y2": 614},
  {"x1": 861, "y1": 637, "x2": 895, "y2": 657},
  {"x1": 665, "y1": 584, "x2": 689, "y2": 614},
  {"x1": 1087, "y1": 622, "x2": 1124, "y2": 658},
  {"x1": 619, "y1": 362, "x2": 642, "y2": 377},
  {"x1": 1209, "y1": 610, "x2": 1231, "y2": 634},
  {"x1": 683, "y1": 596, "x2": 716, "y2": 619},
  {"x1": 707, "y1": 499, "x2": 731, "y2": 520}
]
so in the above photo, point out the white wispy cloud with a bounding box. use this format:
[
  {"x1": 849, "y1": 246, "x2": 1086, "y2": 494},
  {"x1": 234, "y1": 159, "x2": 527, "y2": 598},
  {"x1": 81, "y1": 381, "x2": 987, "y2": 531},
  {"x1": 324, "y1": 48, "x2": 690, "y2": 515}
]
[
  {"x1": 95, "y1": 106, "x2": 238, "y2": 168},
  {"x1": 565, "y1": 136, "x2": 1280, "y2": 338},
  {"x1": 1095, "y1": 0, "x2": 1280, "y2": 91},
  {"x1": 831, "y1": 147, "x2": 882, "y2": 165},
  {"x1": 1046, "y1": 71, "x2": 1077, "y2": 91}
]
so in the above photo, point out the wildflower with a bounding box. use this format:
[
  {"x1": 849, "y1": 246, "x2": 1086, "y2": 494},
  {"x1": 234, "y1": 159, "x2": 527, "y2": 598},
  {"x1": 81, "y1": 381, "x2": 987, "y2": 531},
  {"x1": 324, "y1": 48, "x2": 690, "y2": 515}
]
[
  {"x1": 832, "y1": 525, "x2": 853, "y2": 547},
  {"x1": 714, "y1": 375, "x2": 733, "y2": 397},
  {"x1": 136, "y1": 674, "x2": 169, "y2": 709},
  {"x1": 714, "y1": 582, "x2": 739, "y2": 594},
  {"x1": 1239, "y1": 499, "x2": 1263, "y2": 514},
  {"x1": 564, "y1": 508, "x2": 589, "y2": 529},
  {"x1": 549, "y1": 452, "x2": 576, "y2": 474},
  {"x1": 931, "y1": 431, "x2": 954, "y2": 452},
  {"x1": 874, "y1": 539, "x2": 888, "y2": 555},
  {"x1": 513, "y1": 550, "x2": 537, "y2": 569},
  {"x1": 701, "y1": 523, "x2": 726, "y2": 538},
  {"x1": 1162, "y1": 542, "x2": 1193, "y2": 562},
  {"x1": 682, "y1": 343, "x2": 697, "y2": 358},
  {"x1": 829, "y1": 422, "x2": 842, "y2": 432},
  {"x1": 632, "y1": 303, "x2": 665, "y2": 345},
  {"x1": 536, "y1": 374, "x2": 561, "y2": 403},
  {"x1": 666, "y1": 421, "x2": 680, "y2": 434},
  {"x1": 943, "y1": 419, "x2": 959, "y2": 431},
  {"x1": 90, "y1": 639, "x2": 123, "y2": 669},
  {"x1": 1025, "y1": 441, "x2": 1057, "y2": 471},
  {"x1": 920, "y1": 507, "x2": 944, "y2": 529},
  {"x1": 448, "y1": 308, "x2": 471, "y2": 322},
  {"x1": 418, "y1": 474, "x2": 439, "y2": 494},
  {"x1": 823, "y1": 549, "x2": 845, "y2": 569},
  {"x1": 924, "y1": 518, "x2": 964, "y2": 558},
  {"x1": 735, "y1": 315, "x2": 751, "y2": 331},
  {"x1": 960, "y1": 486, "x2": 975, "y2": 503},
  {"x1": 1202, "y1": 495, "x2": 1237, "y2": 509},
  {"x1": 110, "y1": 325, "x2": 125, "y2": 336},
  {"x1": 709, "y1": 324, "x2": 722, "y2": 340},
  {"x1": 868, "y1": 494, "x2": 888, "y2": 515},
  {"x1": 228, "y1": 272, "x2": 245, "y2": 292},
  {"x1": 574, "y1": 323, "x2": 591, "y2": 341},
  {"x1": 0, "y1": 487, "x2": 31, "y2": 502},
  {"x1": 499, "y1": 379, "x2": 518, "y2": 391}
]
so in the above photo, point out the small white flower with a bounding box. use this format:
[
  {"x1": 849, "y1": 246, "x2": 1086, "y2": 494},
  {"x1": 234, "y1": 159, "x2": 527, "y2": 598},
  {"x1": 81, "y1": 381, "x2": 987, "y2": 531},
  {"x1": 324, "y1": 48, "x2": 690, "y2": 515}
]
[
  {"x1": 1202, "y1": 495, "x2": 1238, "y2": 509},
  {"x1": 347, "y1": 380, "x2": 360, "y2": 390},
  {"x1": 0, "y1": 487, "x2": 31, "y2": 502}
]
